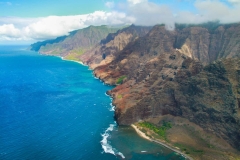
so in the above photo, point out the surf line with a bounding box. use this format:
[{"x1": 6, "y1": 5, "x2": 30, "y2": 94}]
[
  {"x1": 45, "y1": 53, "x2": 125, "y2": 159},
  {"x1": 101, "y1": 123, "x2": 125, "y2": 159}
]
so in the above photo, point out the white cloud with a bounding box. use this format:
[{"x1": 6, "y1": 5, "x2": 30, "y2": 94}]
[
  {"x1": 0, "y1": 24, "x2": 21, "y2": 38},
  {"x1": 194, "y1": 0, "x2": 240, "y2": 23},
  {"x1": 1, "y1": 0, "x2": 240, "y2": 44},
  {"x1": 23, "y1": 15, "x2": 85, "y2": 40},
  {"x1": 228, "y1": 0, "x2": 240, "y2": 4},
  {"x1": 0, "y1": 11, "x2": 134, "y2": 43},
  {"x1": 125, "y1": 1, "x2": 175, "y2": 28},
  {"x1": 127, "y1": 0, "x2": 147, "y2": 5},
  {"x1": 124, "y1": 0, "x2": 240, "y2": 27},
  {"x1": 105, "y1": 1, "x2": 115, "y2": 8}
]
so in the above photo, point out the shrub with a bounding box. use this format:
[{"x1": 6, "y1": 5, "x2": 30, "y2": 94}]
[
  {"x1": 117, "y1": 95, "x2": 122, "y2": 99},
  {"x1": 116, "y1": 75, "x2": 127, "y2": 84},
  {"x1": 138, "y1": 121, "x2": 172, "y2": 140}
]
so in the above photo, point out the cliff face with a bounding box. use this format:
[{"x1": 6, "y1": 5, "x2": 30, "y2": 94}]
[
  {"x1": 29, "y1": 25, "x2": 121, "y2": 60},
  {"x1": 111, "y1": 58, "x2": 240, "y2": 148},
  {"x1": 175, "y1": 59, "x2": 240, "y2": 149},
  {"x1": 175, "y1": 24, "x2": 240, "y2": 64},
  {"x1": 30, "y1": 23, "x2": 240, "y2": 151},
  {"x1": 87, "y1": 24, "x2": 240, "y2": 150},
  {"x1": 79, "y1": 25, "x2": 152, "y2": 69}
]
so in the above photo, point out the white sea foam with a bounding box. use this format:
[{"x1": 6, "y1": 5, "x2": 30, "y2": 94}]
[
  {"x1": 101, "y1": 124, "x2": 125, "y2": 159},
  {"x1": 104, "y1": 92, "x2": 114, "y2": 111},
  {"x1": 118, "y1": 152, "x2": 125, "y2": 159},
  {"x1": 101, "y1": 124, "x2": 115, "y2": 155},
  {"x1": 93, "y1": 76, "x2": 99, "y2": 79},
  {"x1": 104, "y1": 92, "x2": 113, "y2": 99},
  {"x1": 109, "y1": 103, "x2": 115, "y2": 111},
  {"x1": 61, "y1": 57, "x2": 87, "y2": 66},
  {"x1": 46, "y1": 55, "x2": 87, "y2": 66}
]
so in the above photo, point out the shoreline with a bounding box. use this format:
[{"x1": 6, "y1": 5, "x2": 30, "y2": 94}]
[
  {"x1": 61, "y1": 55, "x2": 193, "y2": 160},
  {"x1": 40, "y1": 52, "x2": 193, "y2": 159},
  {"x1": 131, "y1": 124, "x2": 193, "y2": 160},
  {"x1": 60, "y1": 57, "x2": 88, "y2": 67},
  {"x1": 38, "y1": 53, "x2": 88, "y2": 67},
  {"x1": 57, "y1": 55, "x2": 125, "y2": 158}
]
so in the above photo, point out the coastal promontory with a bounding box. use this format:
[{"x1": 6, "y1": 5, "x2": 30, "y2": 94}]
[{"x1": 31, "y1": 23, "x2": 240, "y2": 159}]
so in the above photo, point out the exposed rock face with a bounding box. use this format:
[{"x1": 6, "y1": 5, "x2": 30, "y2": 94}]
[
  {"x1": 30, "y1": 23, "x2": 240, "y2": 151},
  {"x1": 174, "y1": 24, "x2": 240, "y2": 65},
  {"x1": 79, "y1": 25, "x2": 152, "y2": 69},
  {"x1": 86, "y1": 24, "x2": 240, "y2": 150},
  {"x1": 175, "y1": 59, "x2": 240, "y2": 149},
  {"x1": 111, "y1": 58, "x2": 240, "y2": 148},
  {"x1": 174, "y1": 27, "x2": 211, "y2": 64}
]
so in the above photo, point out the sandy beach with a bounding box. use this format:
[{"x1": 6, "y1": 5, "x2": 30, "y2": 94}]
[{"x1": 131, "y1": 124, "x2": 193, "y2": 160}]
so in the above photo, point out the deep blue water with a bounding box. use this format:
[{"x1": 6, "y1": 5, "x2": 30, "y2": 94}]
[{"x1": 0, "y1": 46, "x2": 185, "y2": 160}]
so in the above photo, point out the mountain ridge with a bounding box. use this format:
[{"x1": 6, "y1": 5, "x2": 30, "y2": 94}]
[
  {"x1": 29, "y1": 25, "x2": 125, "y2": 60},
  {"x1": 31, "y1": 23, "x2": 240, "y2": 159},
  {"x1": 84, "y1": 23, "x2": 240, "y2": 159}
]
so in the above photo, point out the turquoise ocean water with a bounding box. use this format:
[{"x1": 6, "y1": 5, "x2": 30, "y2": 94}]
[{"x1": 0, "y1": 46, "x2": 185, "y2": 160}]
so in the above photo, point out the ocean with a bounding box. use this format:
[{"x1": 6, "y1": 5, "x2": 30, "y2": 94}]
[{"x1": 0, "y1": 46, "x2": 185, "y2": 160}]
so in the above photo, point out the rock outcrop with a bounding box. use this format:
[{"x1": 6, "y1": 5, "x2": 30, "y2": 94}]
[
  {"x1": 174, "y1": 23, "x2": 240, "y2": 64},
  {"x1": 80, "y1": 25, "x2": 152, "y2": 69},
  {"x1": 30, "y1": 23, "x2": 240, "y2": 153},
  {"x1": 85, "y1": 24, "x2": 240, "y2": 150}
]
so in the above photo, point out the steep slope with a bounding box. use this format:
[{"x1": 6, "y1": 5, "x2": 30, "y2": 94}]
[
  {"x1": 79, "y1": 25, "x2": 152, "y2": 69},
  {"x1": 30, "y1": 23, "x2": 240, "y2": 159},
  {"x1": 174, "y1": 23, "x2": 240, "y2": 65},
  {"x1": 92, "y1": 23, "x2": 240, "y2": 86},
  {"x1": 89, "y1": 24, "x2": 240, "y2": 156},
  {"x1": 30, "y1": 25, "x2": 122, "y2": 60}
]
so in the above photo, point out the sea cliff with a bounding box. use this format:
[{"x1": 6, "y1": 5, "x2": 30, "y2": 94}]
[{"x1": 30, "y1": 23, "x2": 240, "y2": 159}]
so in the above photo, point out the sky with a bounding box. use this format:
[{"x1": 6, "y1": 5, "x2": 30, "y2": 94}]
[{"x1": 1, "y1": 0, "x2": 240, "y2": 44}]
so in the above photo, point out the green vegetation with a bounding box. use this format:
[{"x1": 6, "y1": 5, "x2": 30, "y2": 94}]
[
  {"x1": 138, "y1": 121, "x2": 172, "y2": 140},
  {"x1": 174, "y1": 143, "x2": 204, "y2": 156},
  {"x1": 30, "y1": 25, "x2": 124, "y2": 55},
  {"x1": 64, "y1": 54, "x2": 79, "y2": 61},
  {"x1": 70, "y1": 48, "x2": 87, "y2": 56},
  {"x1": 117, "y1": 94, "x2": 123, "y2": 99},
  {"x1": 116, "y1": 75, "x2": 127, "y2": 84},
  {"x1": 64, "y1": 47, "x2": 92, "y2": 61}
]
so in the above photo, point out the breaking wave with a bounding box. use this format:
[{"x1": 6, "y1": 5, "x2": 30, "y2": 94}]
[{"x1": 100, "y1": 123, "x2": 125, "y2": 159}]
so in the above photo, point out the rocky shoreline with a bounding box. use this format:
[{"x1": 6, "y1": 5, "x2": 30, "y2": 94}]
[
  {"x1": 53, "y1": 54, "x2": 193, "y2": 159},
  {"x1": 31, "y1": 23, "x2": 240, "y2": 159},
  {"x1": 87, "y1": 58, "x2": 240, "y2": 160}
]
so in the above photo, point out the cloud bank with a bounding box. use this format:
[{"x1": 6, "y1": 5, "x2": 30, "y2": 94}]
[
  {"x1": 1, "y1": 0, "x2": 240, "y2": 43},
  {"x1": 0, "y1": 11, "x2": 133, "y2": 43}
]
